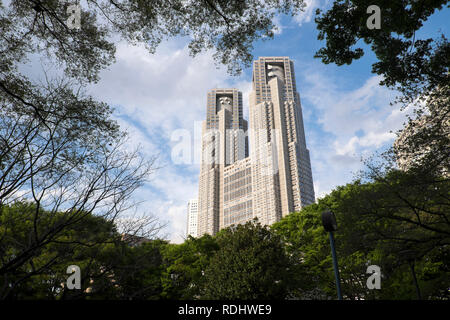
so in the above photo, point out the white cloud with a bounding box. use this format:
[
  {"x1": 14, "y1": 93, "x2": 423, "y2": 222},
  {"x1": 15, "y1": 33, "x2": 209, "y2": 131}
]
[
  {"x1": 166, "y1": 203, "x2": 191, "y2": 243},
  {"x1": 272, "y1": 15, "x2": 284, "y2": 35},
  {"x1": 116, "y1": 164, "x2": 198, "y2": 244},
  {"x1": 14, "y1": 3, "x2": 420, "y2": 243},
  {"x1": 294, "y1": 0, "x2": 325, "y2": 26},
  {"x1": 90, "y1": 41, "x2": 249, "y2": 134},
  {"x1": 86, "y1": 38, "x2": 411, "y2": 239},
  {"x1": 88, "y1": 41, "x2": 252, "y2": 243},
  {"x1": 299, "y1": 65, "x2": 412, "y2": 198}
]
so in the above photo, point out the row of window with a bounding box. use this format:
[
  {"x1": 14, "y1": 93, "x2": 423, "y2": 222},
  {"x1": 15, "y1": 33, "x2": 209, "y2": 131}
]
[
  {"x1": 224, "y1": 200, "x2": 253, "y2": 216},
  {"x1": 224, "y1": 167, "x2": 251, "y2": 183},
  {"x1": 224, "y1": 211, "x2": 253, "y2": 226},
  {"x1": 224, "y1": 186, "x2": 252, "y2": 202},
  {"x1": 224, "y1": 176, "x2": 251, "y2": 192}
]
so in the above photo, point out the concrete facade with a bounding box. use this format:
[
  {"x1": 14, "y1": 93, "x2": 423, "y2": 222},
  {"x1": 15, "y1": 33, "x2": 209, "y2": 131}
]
[
  {"x1": 197, "y1": 57, "x2": 315, "y2": 236},
  {"x1": 186, "y1": 199, "x2": 199, "y2": 238}
]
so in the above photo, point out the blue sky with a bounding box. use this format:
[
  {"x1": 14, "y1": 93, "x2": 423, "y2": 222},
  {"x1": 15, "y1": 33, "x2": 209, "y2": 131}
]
[{"x1": 81, "y1": 1, "x2": 450, "y2": 242}]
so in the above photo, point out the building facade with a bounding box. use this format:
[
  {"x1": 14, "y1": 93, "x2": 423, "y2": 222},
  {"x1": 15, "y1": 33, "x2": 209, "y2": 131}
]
[
  {"x1": 186, "y1": 199, "x2": 199, "y2": 238},
  {"x1": 197, "y1": 57, "x2": 315, "y2": 236},
  {"x1": 394, "y1": 100, "x2": 450, "y2": 177}
]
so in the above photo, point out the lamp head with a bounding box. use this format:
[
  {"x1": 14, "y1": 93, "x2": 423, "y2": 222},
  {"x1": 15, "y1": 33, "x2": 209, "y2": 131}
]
[{"x1": 322, "y1": 210, "x2": 338, "y2": 232}]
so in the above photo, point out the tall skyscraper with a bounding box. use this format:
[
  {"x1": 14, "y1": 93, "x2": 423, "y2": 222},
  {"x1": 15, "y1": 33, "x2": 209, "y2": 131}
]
[
  {"x1": 186, "y1": 199, "x2": 199, "y2": 238},
  {"x1": 197, "y1": 57, "x2": 315, "y2": 236},
  {"x1": 197, "y1": 89, "x2": 248, "y2": 236}
]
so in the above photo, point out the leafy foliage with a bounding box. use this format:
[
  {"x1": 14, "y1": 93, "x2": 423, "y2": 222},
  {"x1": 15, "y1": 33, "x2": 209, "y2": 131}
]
[
  {"x1": 0, "y1": 201, "x2": 166, "y2": 299},
  {"x1": 1, "y1": 0, "x2": 306, "y2": 78},
  {"x1": 202, "y1": 221, "x2": 293, "y2": 299},
  {"x1": 274, "y1": 170, "x2": 450, "y2": 300},
  {"x1": 315, "y1": 0, "x2": 449, "y2": 102},
  {"x1": 160, "y1": 235, "x2": 218, "y2": 299}
]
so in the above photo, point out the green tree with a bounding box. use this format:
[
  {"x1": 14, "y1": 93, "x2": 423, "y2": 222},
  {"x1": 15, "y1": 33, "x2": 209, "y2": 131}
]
[
  {"x1": 202, "y1": 221, "x2": 293, "y2": 299},
  {"x1": 1, "y1": 1, "x2": 310, "y2": 298},
  {"x1": 161, "y1": 235, "x2": 218, "y2": 299},
  {"x1": 272, "y1": 203, "x2": 380, "y2": 300},
  {"x1": 332, "y1": 171, "x2": 450, "y2": 299},
  {"x1": 312, "y1": 2, "x2": 449, "y2": 300},
  {"x1": 314, "y1": 0, "x2": 449, "y2": 102},
  {"x1": 0, "y1": 201, "x2": 166, "y2": 299},
  {"x1": 86, "y1": 239, "x2": 166, "y2": 300},
  {"x1": 273, "y1": 174, "x2": 449, "y2": 300},
  {"x1": 315, "y1": 1, "x2": 449, "y2": 180},
  {"x1": 0, "y1": 202, "x2": 117, "y2": 299},
  {"x1": 1, "y1": 0, "x2": 306, "y2": 81}
]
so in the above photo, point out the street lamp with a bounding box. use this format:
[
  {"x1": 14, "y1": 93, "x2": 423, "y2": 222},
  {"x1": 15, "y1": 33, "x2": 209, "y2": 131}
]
[{"x1": 322, "y1": 210, "x2": 343, "y2": 300}]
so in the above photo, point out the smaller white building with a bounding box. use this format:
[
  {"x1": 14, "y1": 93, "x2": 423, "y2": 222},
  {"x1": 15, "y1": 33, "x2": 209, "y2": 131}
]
[{"x1": 187, "y1": 199, "x2": 199, "y2": 238}]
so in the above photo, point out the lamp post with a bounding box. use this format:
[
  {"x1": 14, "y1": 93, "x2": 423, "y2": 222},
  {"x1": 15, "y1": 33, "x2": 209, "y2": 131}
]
[{"x1": 322, "y1": 210, "x2": 343, "y2": 300}]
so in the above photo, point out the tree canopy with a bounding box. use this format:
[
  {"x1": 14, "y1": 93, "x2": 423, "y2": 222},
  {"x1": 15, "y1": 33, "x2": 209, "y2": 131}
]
[
  {"x1": 1, "y1": 0, "x2": 306, "y2": 79},
  {"x1": 1, "y1": 0, "x2": 448, "y2": 301},
  {"x1": 202, "y1": 221, "x2": 293, "y2": 299},
  {"x1": 0, "y1": 202, "x2": 165, "y2": 299},
  {"x1": 315, "y1": 0, "x2": 449, "y2": 102},
  {"x1": 273, "y1": 169, "x2": 449, "y2": 300}
]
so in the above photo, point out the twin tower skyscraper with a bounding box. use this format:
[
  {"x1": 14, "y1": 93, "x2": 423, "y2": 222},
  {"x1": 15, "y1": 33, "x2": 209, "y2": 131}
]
[{"x1": 197, "y1": 57, "x2": 315, "y2": 236}]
